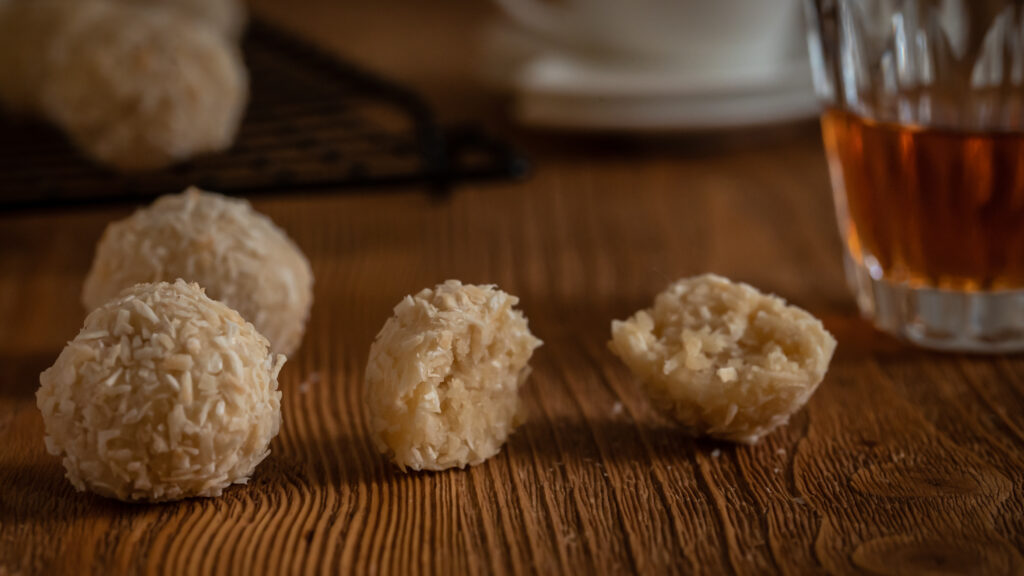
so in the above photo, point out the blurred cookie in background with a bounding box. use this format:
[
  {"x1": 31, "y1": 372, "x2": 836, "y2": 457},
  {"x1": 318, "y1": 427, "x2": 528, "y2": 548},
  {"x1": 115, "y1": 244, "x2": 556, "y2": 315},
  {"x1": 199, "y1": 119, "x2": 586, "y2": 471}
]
[
  {"x1": 0, "y1": 0, "x2": 248, "y2": 172},
  {"x1": 41, "y1": 1, "x2": 248, "y2": 171}
]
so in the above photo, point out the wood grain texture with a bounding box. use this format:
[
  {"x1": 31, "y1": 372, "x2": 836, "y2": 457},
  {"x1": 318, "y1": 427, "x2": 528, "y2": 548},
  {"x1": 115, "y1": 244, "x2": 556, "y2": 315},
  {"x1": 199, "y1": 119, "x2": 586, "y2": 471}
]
[
  {"x1": 2, "y1": 134, "x2": 1023, "y2": 575},
  {"x1": 2, "y1": 1, "x2": 1024, "y2": 574}
]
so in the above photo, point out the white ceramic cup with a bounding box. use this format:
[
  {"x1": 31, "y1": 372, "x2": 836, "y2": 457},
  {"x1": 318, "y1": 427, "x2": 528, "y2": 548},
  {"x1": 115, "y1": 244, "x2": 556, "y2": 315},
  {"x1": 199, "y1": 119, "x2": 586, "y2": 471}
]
[{"x1": 493, "y1": 0, "x2": 802, "y2": 72}]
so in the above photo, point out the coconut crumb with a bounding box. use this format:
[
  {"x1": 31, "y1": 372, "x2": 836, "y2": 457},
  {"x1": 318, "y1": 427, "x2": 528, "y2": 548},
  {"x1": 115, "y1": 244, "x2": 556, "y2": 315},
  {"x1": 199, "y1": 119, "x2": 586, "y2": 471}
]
[
  {"x1": 611, "y1": 401, "x2": 624, "y2": 416},
  {"x1": 298, "y1": 371, "x2": 320, "y2": 394},
  {"x1": 364, "y1": 280, "x2": 542, "y2": 472},
  {"x1": 608, "y1": 274, "x2": 836, "y2": 444},
  {"x1": 37, "y1": 280, "x2": 284, "y2": 502},
  {"x1": 82, "y1": 188, "x2": 314, "y2": 356}
]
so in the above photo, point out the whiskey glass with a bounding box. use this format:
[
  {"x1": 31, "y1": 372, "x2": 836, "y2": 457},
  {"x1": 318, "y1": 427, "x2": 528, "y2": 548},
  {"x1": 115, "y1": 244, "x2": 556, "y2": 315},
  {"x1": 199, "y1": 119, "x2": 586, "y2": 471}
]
[{"x1": 804, "y1": 0, "x2": 1024, "y2": 352}]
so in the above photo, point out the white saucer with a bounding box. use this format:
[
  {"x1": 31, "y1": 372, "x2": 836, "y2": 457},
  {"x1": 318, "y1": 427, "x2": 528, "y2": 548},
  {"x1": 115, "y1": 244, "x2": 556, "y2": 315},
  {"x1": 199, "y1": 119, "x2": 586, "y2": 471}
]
[{"x1": 479, "y1": 21, "x2": 821, "y2": 131}]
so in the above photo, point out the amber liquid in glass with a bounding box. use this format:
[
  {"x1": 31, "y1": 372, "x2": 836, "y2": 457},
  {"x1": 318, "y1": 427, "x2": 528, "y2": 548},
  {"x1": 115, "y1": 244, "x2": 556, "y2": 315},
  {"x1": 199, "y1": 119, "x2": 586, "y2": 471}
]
[{"x1": 821, "y1": 108, "x2": 1024, "y2": 292}]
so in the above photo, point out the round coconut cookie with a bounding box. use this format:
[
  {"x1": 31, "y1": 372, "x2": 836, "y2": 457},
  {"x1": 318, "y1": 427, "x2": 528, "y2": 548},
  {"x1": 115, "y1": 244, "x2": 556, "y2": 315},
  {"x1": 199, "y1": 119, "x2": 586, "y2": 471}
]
[
  {"x1": 609, "y1": 274, "x2": 836, "y2": 444},
  {"x1": 37, "y1": 280, "x2": 285, "y2": 502},
  {"x1": 40, "y1": 1, "x2": 248, "y2": 171},
  {"x1": 82, "y1": 188, "x2": 314, "y2": 356},
  {"x1": 364, "y1": 280, "x2": 543, "y2": 471}
]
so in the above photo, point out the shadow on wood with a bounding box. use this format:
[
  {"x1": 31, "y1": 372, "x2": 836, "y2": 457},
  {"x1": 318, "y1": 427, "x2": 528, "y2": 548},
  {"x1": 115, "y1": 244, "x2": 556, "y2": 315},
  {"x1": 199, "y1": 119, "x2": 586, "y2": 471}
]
[
  {"x1": 263, "y1": 429, "x2": 392, "y2": 491},
  {"x1": 0, "y1": 459, "x2": 143, "y2": 523}
]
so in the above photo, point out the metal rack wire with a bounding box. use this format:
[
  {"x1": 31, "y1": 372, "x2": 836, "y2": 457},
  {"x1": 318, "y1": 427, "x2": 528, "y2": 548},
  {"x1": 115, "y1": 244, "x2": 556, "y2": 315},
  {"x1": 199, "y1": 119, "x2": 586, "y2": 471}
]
[{"x1": 0, "y1": 19, "x2": 528, "y2": 210}]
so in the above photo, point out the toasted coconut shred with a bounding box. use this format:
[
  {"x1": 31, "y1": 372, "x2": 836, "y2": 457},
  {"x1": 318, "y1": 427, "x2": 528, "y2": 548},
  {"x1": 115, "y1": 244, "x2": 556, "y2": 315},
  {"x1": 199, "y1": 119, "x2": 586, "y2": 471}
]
[
  {"x1": 38, "y1": 280, "x2": 285, "y2": 502},
  {"x1": 609, "y1": 274, "x2": 836, "y2": 444},
  {"x1": 364, "y1": 281, "x2": 542, "y2": 472},
  {"x1": 82, "y1": 187, "x2": 313, "y2": 356}
]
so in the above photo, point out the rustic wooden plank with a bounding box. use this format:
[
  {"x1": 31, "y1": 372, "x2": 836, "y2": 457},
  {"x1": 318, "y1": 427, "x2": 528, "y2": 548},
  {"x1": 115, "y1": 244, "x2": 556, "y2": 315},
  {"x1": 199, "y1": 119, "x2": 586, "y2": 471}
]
[
  {"x1": 1, "y1": 1, "x2": 1023, "y2": 574},
  {"x1": 2, "y1": 131, "x2": 1022, "y2": 575}
]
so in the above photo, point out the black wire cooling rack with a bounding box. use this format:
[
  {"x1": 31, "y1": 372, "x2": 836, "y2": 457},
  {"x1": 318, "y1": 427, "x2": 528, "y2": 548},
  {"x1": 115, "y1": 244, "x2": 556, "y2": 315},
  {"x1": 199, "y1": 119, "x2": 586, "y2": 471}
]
[{"x1": 0, "y1": 19, "x2": 528, "y2": 210}]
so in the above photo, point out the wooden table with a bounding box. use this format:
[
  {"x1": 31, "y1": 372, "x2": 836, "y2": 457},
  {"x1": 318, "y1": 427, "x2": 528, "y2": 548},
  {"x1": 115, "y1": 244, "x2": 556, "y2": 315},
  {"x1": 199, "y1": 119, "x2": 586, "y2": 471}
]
[{"x1": 2, "y1": 2, "x2": 1023, "y2": 574}]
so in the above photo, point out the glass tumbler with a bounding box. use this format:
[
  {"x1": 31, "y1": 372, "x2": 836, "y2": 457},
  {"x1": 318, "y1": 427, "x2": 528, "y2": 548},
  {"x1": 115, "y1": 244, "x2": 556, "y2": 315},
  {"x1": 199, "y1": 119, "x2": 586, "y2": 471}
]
[{"x1": 804, "y1": 0, "x2": 1024, "y2": 352}]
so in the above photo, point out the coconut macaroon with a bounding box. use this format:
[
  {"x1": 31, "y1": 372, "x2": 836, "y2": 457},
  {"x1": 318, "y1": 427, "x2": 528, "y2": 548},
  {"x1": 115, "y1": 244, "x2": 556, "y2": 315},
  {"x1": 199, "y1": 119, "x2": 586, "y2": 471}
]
[
  {"x1": 364, "y1": 281, "x2": 542, "y2": 472},
  {"x1": 82, "y1": 188, "x2": 314, "y2": 356},
  {"x1": 37, "y1": 280, "x2": 285, "y2": 502},
  {"x1": 0, "y1": 0, "x2": 248, "y2": 170},
  {"x1": 39, "y1": 0, "x2": 248, "y2": 171},
  {"x1": 609, "y1": 274, "x2": 836, "y2": 444}
]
